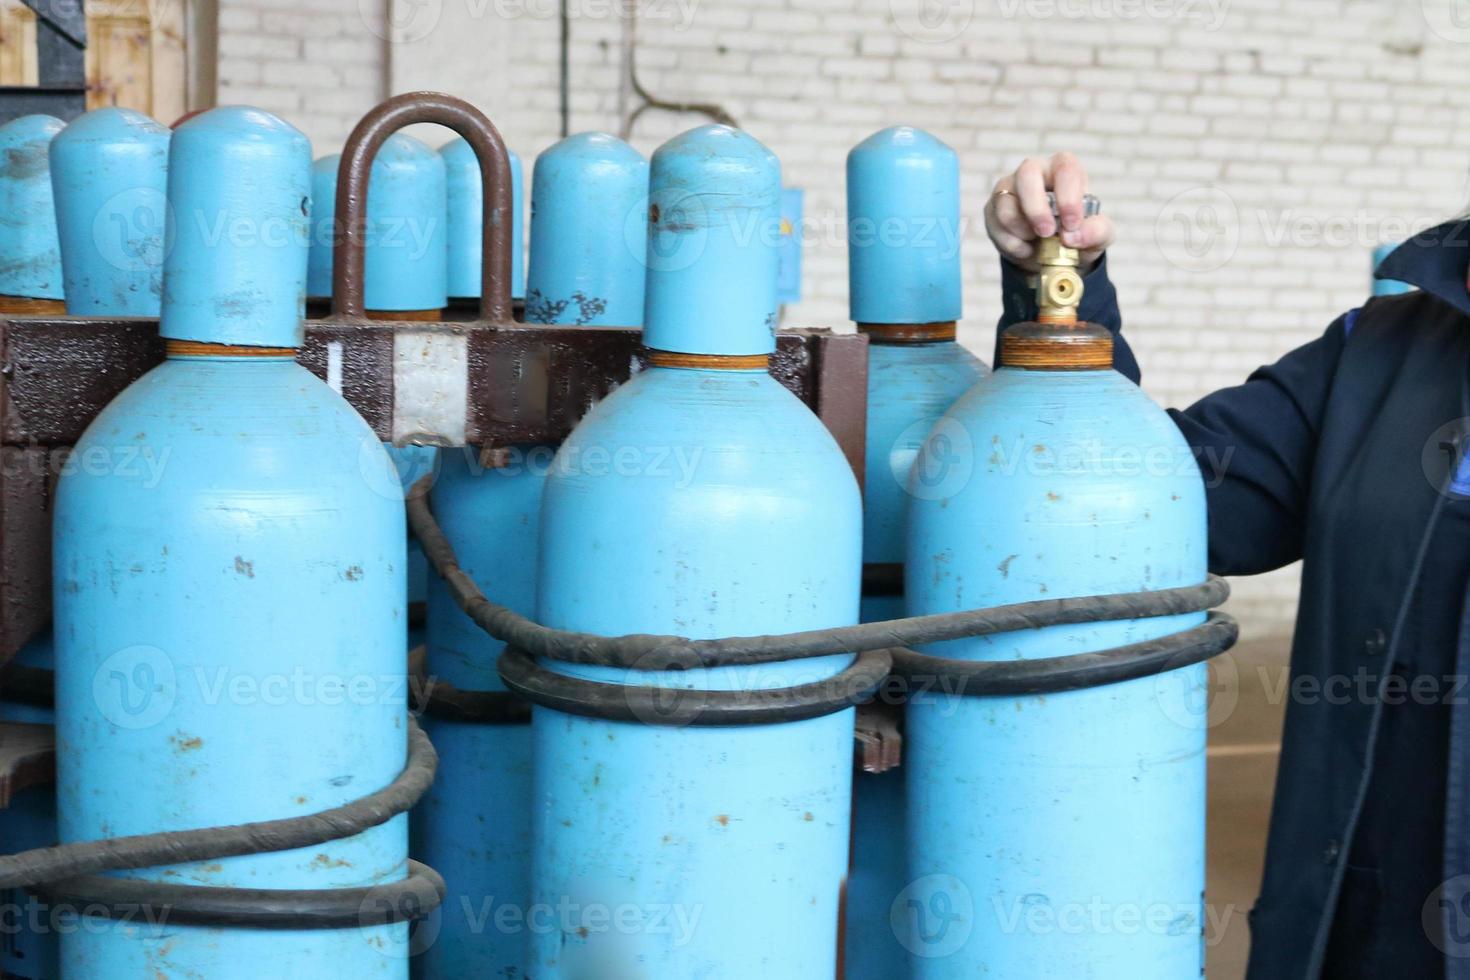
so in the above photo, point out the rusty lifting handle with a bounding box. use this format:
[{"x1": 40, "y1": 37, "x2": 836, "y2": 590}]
[{"x1": 330, "y1": 91, "x2": 514, "y2": 323}]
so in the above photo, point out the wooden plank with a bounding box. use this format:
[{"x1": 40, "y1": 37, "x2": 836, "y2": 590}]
[{"x1": 0, "y1": 0, "x2": 38, "y2": 88}]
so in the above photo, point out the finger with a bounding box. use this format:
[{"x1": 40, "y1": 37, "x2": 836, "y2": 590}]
[
  {"x1": 990, "y1": 227, "x2": 1036, "y2": 266},
  {"x1": 1062, "y1": 214, "x2": 1114, "y2": 253},
  {"x1": 992, "y1": 189, "x2": 1034, "y2": 243},
  {"x1": 1050, "y1": 152, "x2": 1086, "y2": 233},
  {"x1": 1014, "y1": 157, "x2": 1055, "y2": 238}
]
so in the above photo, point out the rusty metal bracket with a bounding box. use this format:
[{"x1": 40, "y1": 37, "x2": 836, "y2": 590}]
[
  {"x1": 330, "y1": 92, "x2": 514, "y2": 325},
  {"x1": 0, "y1": 316, "x2": 865, "y2": 459},
  {"x1": 0, "y1": 315, "x2": 867, "y2": 667},
  {"x1": 854, "y1": 699, "x2": 902, "y2": 775}
]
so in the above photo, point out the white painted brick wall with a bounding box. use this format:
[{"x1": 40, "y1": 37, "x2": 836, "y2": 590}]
[
  {"x1": 219, "y1": 0, "x2": 1470, "y2": 639},
  {"x1": 217, "y1": 0, "x2": 387, "y2": 153}
]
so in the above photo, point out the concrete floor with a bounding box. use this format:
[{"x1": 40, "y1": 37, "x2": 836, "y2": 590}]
[{"x1": 1205, "y1": 636, "x2": 1291, "y2": 978}]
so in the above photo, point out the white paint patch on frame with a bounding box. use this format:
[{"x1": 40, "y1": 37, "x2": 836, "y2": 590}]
[{"x1": 392, "y1": 330, "x2": 469, "y2": 446}]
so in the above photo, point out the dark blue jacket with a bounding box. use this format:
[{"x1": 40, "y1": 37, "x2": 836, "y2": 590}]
[{"x1": 998, "y1": 220, "x2": 1470, "y2": 979}]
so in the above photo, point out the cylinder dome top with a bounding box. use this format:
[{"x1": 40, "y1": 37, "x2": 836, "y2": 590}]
[
  {"x1": 306, "y1": 133, "x2": 449, "y2": 310},
  {"x1": 159, "y1": 105, "x2": 311, "y2": 348},
  {"x1": 51, "y1": 105, "x2": 168, "y2": 146},
  {"x1": 305, "y1": 154, "x2": 339, "y2": 298},
  {"x1": 526, "y1": 131, "x2": 648, "y2": 327},
  {"x1": 0, "y1": 112, "x2": 65, "y2": 147},
  {"x1": 652, "y1": 124, "x2": 779, "y2": 194},
  {"x1": 362, "y1": 132, "x2": 447, "y2": 312},
  {"x1": 441, "y1": 136, "x2": 524, "y2": 300},
  {"x1": 373, "y1": 130, "x2": 439, "y2": 174},
  {"x1": 442, "y1": 135, "x2": 520, "y2": 176},
  {"x1": 851, "y1": 124, "x2": 950, "y2": 158},
  {"x1": 537, "y1": 131, "x2": 645, "y2": 175},
  {"x1": 643, "y1": 124, "x2": 781, "y2": 358},
  {"x1": 0, "y1": 114, "x2": 65, "y2": 301},
  {"x1": 846, "y1": 125, "x2": 961, "y2": 327},
  {"x1": 439, "y1": 136, "x2": 472, "y2": 169},
  {"x1": 50, "y1": 107, "x2": 171, "y2": 317}
]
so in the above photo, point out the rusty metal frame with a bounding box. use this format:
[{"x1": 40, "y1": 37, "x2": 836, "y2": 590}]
[{"x1": 0, "y1": 314, "x2": 868, "y2": 669}]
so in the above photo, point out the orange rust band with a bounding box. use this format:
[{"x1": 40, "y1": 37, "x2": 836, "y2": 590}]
[
  {"x1": 165, "y1": 339, "x2": 297, "y2": 358},
  {"x1": 647, "y1": 350, "x2": 771, "y2": 370},
  {"x1": 366, "y1": 308, "x2": 444, "y2": 322},
  {"x1": 856, "y1": 321, "x2": 958, "y2": 344},
  {"x1": 0, "y1": 295, "x2": 66, "y2": 315}
]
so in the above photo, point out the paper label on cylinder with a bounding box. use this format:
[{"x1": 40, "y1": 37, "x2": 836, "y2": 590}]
[{"x1": 393, "y1": 329, "x2": 468, "y2": 445}]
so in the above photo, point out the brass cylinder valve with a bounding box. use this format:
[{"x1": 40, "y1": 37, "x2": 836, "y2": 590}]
[
  {"x1": 1035, "y1": 192, "x2": 1098, "y2": 324},
  {"x1": 1000, "y1": 193, "x2": 1113, "y2": 371}
]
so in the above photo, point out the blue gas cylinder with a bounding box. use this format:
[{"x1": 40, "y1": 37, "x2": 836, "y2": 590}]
[
  {"x1": 412, "y1": 445, "x2": 547, "y2": 979},
  {"x1": 847, "y1": 126, "x2": 961, "y2": 327},
  {"x1": 0, "y1": 115, "x2": 64, "y2": 308},
  {"x1": 527, "y1": 124, "x2": 862, "y2": 978},
  {"x1": 52, "y1": 106, "x2": 410, "y2": 977},
  {"x1": 524, "y1": 132, "x2": 646, "y2": 325},
  {"x1": 1372, "y1": 242, "x2": 1413, "y2": 296},
  {"x1": 843, "y1": 125, "x2": 988, "y2": 980},
  {"x1": 414, "y1": 131, "x2": 646, "y2": 979},
  {"x1": 847, "y1": 125, "x2": 984, "y2": 620},
  {"x1": 306, "y1": 134, "x2": 447, "y2": 619},
  {"x1": 0, "y1": 631, "x2": 59, "y2": 980},
  {"x1": 49, "y1": 107, "x2": 170, "y2": 316},
  {"x1": 903, "y1": 232, "x2": 1208, "y2": 976},
  {"x1": 306, "y1": 133, "x2": 448, "y2": 312},
  {"x1": 306, "y1": 154, "x2": 338, "y2": 300},
  {"x1": 442, "y1": 137, "x2": 523, "y2": 301}
]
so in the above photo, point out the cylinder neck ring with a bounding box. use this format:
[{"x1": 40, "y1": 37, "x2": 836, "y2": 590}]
[
  {"x1": 856, "y1": 321, "x2": 958, "y2": 344},
  {"x1": 999, "y1": 320, "x2": 1113, "y2": 370},
  {"x1": 165, "y1": 339, "x2": 297, "y2": 358},
  {"x1": 365, "y1": 308, "x2": 445, "y2": 322},
  {"x1": 0, "y1": 295, "x2": 65, "y2": 316},
  {"x1": 647, "y1": 350, "x2": 771, "y2": 370}
]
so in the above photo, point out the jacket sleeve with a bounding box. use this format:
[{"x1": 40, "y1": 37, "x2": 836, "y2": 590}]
[{"x1": 996, "y1": 255, "x2": 1349, "y2": 576}]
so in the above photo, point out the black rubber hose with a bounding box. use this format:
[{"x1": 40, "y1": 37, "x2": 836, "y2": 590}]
[
  {"x1": 409, "y1": 482, "x2": 1230, "y2": 672},
  {"x1": 416, "y1": 675, "x2": 531, "y2": 724},
  {"x1": 0, "y1": 718, "x2": 436, "y2": 891},
  {"x1": 498, "y1": 647, "x2": 893, "y2": 726},
  {"x1": 37, "y1": 860, "x2": 446, "y2": 929},
  {"x1": 889, "y1": 612, "x2": 1238, "y2": 696}
]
